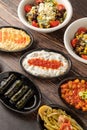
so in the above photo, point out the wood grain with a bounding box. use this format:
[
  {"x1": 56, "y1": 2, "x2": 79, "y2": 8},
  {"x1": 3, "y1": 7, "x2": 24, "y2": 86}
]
[{"x1": 0, "y1": 0, "x2": 87, "y2": 130}]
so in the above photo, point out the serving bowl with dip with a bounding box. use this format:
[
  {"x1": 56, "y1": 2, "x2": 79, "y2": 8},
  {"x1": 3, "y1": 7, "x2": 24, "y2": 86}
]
[
  {"x1": 0, "y1": 26, "x2": 33, "y2": 52},
  {"x1": 20, "y1": 48, "x2": 72, "y2": 79}
]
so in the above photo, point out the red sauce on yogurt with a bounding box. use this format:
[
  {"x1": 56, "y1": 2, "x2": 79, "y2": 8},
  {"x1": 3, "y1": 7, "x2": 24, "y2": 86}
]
[{"x1": 28, "y1": 58, "x2": 63, "y2": 69}]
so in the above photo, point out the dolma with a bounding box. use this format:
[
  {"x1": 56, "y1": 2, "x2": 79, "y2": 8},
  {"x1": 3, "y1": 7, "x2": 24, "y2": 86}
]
[
  {"x1": 0, "y1": 74, "x2": 16, "y2": 94},
  {"x1": 16, "y1": 89, "x2": 34, "y2": 109},
  {"x1": 10, "y1": 85, "x2": 29, "y2": 103},
  {"x1": 5, "y1": 80, "x2": 22, "y2": 98}
]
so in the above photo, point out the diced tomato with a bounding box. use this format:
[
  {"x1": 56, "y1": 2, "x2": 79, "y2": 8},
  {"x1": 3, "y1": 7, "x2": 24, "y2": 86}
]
[
  {"x1": 77, "y1": 27, "x2": 87, "y2": 34},
  {"x1": 24, "y1": 4, "x2": 32, "y2": 13},
  {"x1": 81, "y1": 55, "x2": 87, "y2": 60},
  {"x1": 71, "y1": 38, "x2": 78, "y2": 47},
  {"x1": 60, "y1": 122, "x2": 72, "y2": 130},
  {"x1": 50, "y1": 20, "x2": 60, "y2": 27},
  {"x1": 35, "y1": 0, "x2": 43, "y2": 4},
  {"x1": 57, "y1": 4, "x2": 65, "y2": 11},
  {"x1": 61, "y1": 84, "x2": 68, "y2": 89},
  {"x1": 32, "y1": 21, "x2": 39, "y2": 27}
]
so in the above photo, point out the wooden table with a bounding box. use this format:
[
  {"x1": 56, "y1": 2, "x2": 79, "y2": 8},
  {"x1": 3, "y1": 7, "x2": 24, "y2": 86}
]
[{"x1": 0, "y1": 0, "x2": 87, "y2": 130}]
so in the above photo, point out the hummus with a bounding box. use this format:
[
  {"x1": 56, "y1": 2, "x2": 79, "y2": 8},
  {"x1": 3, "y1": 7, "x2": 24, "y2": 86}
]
[{"x1": 0, "y1": 27, "x2": 31, "y2": 51}]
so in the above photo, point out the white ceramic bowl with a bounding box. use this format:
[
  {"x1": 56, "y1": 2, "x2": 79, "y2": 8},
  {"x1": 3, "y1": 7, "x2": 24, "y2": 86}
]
[
  {"x1": 64, "y1": 17, "x2": 87, "y2": 64},
  {"x1": 18, "y1": 0, "x2": 73, "y2": 33}
]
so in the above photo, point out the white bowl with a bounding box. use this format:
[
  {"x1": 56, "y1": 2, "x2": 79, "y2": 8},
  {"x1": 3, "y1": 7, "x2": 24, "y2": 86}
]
[
  {"x1": 64, "y1": 17, "x2": 87, "y2": 64},
  {"x1": 18, "y1": 0, "x2": 73, "y2": 33}
]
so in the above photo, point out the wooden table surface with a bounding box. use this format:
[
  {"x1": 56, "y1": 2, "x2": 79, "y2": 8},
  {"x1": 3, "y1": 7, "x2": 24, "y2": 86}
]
[{"x1": 0, "y1": 0, "x2": 87, "y2": 130}]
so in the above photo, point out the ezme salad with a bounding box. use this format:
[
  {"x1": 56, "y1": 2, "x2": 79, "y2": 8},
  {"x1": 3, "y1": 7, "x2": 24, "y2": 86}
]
[
  {"x1": 71, "y1": 27, "x2": 87, "y2": 60},
  {"x1": 24, "y1": 0, "x2": 67, "y2": 28}
]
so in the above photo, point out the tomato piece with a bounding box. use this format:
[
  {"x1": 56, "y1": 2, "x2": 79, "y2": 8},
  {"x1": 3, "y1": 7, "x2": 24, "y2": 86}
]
[
  {"x1": 57, "y1": 4, "x2": 65, "y2": 11},
  {"x1": 24, "y1": 4, "x2": 32, "y2": 13},
  {"x1": 32, "y1": 21, "x2": 39, "y2": 27},
  {"x1": 71, "y1": 38, "x2": 78, "y2": 47},
  {"x1": 50, "y1": 20, "x2": 60, "y2": 27},
  {"x1": 77, "y1": 27, "x2": 87, "y2": 34},
  {"x1": 81, "y1": 55, "x2": 87, "y2": 60},
  {"x1": 35, "y1": 0, "x2": 43, "y2": 4},
  {"x1": 60, "y1": 123, "x2": 72, "y2": 130}
]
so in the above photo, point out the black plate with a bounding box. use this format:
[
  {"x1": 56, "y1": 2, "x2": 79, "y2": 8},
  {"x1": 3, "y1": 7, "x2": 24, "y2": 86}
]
[
  {"x1": 58, "y1": 76, "x2": 87, "y2": 113},
  {"x1": 0, "y1": 64, "x2": 2, "y2": 73},
  {"x1": 37, "y1": 104, "x2": 86, "y2": 130},
  {"x1": 20, "y1": 48, "x2": 72, "y2": 79},
  {"x1": 0, "y1": 71, "x2": 41, "y2": 114},
  {"x1": 0, "y1": 26, "x2": 33, "y2": 52}
]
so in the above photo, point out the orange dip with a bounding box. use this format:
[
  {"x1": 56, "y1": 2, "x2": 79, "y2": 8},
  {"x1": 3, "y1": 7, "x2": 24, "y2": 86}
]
[{"x1": 0, "y1": 27, "x2": 31, "y2": 51}]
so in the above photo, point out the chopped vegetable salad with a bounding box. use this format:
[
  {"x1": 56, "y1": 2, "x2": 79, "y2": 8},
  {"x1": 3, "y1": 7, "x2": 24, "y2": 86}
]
[
  {"x1": 71, "y1": 27, "x2": 87, "y2": 60},
  {"x1": 24, "y1": 0, "x2": 67, "y2": 28}
]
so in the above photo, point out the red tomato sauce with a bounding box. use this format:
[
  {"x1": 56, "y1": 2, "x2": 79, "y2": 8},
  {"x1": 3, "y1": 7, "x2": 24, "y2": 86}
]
[{"x1": 28, "y1": 58, "x2": 63, "y2": 69}]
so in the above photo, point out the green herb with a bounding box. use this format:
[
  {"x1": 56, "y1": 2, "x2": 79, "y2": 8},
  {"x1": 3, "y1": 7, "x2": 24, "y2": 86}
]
[{"x1": 79, "y1": 91, "x2": 87, "y2": 100}]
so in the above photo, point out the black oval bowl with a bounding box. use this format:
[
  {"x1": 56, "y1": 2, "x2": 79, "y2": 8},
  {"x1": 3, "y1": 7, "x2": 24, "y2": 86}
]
[
  {"x1": 37, "y1": 104, "x2": 86, "y2": 130},
  {"x1": 58, "y1": 76, "x2": 87, "y2": 113},
  {"x1": 0, "y1": 71, "x2": 41, "y2": 114},
  {"x1": 20, "y1": 48, "x2": 72, "y2": 79},
  {"x1": 0, "y1": 26, "x2": 33, "y2": 52},
  {"x1": 0, "y1": 64, "x2": 3, "y2": 73}
]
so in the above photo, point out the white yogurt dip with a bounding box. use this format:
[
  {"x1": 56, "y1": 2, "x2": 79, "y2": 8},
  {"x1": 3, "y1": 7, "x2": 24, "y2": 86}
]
[{"x1": 22, "y1": 50, "x2": 69, "y2": 78}]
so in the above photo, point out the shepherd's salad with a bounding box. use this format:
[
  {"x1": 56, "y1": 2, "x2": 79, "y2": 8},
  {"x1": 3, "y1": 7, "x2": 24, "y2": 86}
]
[
  {"x1": 71, "y1": 27, "x2": 87, "y2": 60},
  {"x1": 24, "y1": 0, "x2": 67, "y2": 28}
]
